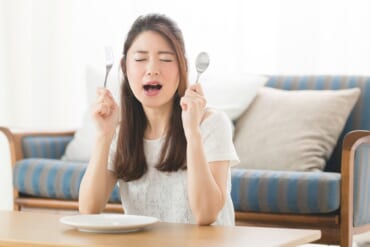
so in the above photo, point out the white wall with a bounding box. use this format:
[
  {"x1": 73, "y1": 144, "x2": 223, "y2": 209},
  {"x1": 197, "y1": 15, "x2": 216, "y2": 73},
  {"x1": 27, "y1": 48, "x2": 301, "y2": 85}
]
[
  {"x1": 0, "y1": 2, "x2": 10, "y2": 211},
  {"x1": 0, "y1": 1, "x2": 9, "y2": 124},
  {"x1": 0, "y1": 0, "x2": 13, "y2": 211},
  {"x1": 2, "y1": 0, "x2": 85, "y2": 129},
  {"x1": 2, "y1": 0, "x2": 370, "y2": 128}
]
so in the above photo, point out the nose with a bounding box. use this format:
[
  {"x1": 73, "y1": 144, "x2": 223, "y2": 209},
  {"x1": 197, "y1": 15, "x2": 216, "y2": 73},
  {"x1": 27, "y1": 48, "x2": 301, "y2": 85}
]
[{"x1": 146, "y1": 59, "x2": 160, "y2": 76}]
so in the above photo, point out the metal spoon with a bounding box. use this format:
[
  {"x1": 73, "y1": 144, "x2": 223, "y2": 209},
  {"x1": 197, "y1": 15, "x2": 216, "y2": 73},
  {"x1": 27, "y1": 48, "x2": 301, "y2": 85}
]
[{"x1": 195, "y1": 52, "x2": 210, "y2": 83}]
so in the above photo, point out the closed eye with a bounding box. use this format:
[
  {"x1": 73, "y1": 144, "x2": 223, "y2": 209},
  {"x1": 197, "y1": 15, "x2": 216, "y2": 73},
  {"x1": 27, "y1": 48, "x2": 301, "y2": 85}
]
[
  {"x1": 160, "y1": 59, "x2": 173, "y2": 62},
  {"x1": 135, "y1": 58, "x2": 146, "y2": 62}
]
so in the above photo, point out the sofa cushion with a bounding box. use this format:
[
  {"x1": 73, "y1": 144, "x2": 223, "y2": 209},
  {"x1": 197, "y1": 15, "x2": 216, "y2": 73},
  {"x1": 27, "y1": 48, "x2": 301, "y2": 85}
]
[
  {"x1": 201, "y1": 74, "x2": 268, "y2": 120},
  {"x1": 231, "y1": 169, "x2": 341, "y2": 214},
  {"x1": 265, "y1": 75, "x2": 370, "y2": 172},
  {"x1": 22, "y1": 136, "x2": 73, "y2": 159},
  {"x1": 14, "y1": 158, "x2": 341, "y2": 214},
  {"x1": 62, "y1": 66, "x2": 121, "y2": 162},
  {"x1": 13, "y1": 158, "x2": 120, "y2": 203},
  {"x1": 234, "y1": 87, "x2": 360, "y2": 171}
]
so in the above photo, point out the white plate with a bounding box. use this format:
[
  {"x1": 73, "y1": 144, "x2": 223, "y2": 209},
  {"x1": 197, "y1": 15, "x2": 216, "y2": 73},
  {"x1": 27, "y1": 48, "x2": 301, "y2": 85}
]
[{"x1": 60, "y1": 214, "x2": 159, "y2": 233}]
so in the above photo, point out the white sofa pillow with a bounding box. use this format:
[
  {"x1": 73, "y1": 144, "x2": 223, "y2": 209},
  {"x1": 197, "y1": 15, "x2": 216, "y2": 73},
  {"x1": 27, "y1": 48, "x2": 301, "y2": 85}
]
[
  {"x1": 201, "y1": 75, "x2": 268, "y2": 120},
  {"x1": 234, "y1": 87, "x2": 361, "y2": 171},
  {"x1": 62, "y1": 66, "x2": 121, "y2": 161}
]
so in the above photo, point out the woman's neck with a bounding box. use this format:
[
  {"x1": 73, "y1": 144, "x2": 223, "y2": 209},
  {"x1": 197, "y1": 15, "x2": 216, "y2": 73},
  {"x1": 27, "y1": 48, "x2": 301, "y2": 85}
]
[{"x1": 143, "y1": 105, "x2": 172, "y2": 140}]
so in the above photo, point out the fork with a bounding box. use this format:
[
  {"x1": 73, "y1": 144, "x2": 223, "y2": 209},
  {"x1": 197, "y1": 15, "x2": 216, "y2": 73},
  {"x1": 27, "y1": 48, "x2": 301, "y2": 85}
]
[{"x1": 103, "y1": 46, "x2": 114, "y2": 88}]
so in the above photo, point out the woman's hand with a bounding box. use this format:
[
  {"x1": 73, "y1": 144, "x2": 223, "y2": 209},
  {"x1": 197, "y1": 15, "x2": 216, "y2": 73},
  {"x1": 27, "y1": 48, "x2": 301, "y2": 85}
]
[
  {"x1": 180, "y1": 83, "x2": 207, "y2": 138},
  {"x1": 92, "y1": 87, "x2": 119, "y2": 138}
]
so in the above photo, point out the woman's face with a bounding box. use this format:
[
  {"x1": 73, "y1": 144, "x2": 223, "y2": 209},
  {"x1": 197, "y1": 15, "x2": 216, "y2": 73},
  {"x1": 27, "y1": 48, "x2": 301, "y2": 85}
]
[{"x1": 126, "y1": 31, "x2": 180, "y2": 109}]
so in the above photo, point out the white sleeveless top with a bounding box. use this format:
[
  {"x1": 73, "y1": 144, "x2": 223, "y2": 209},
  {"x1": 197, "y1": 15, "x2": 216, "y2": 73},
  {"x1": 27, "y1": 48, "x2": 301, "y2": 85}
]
[{"x1": 108, "y1": 110, "x2": 239, "y2": 226}]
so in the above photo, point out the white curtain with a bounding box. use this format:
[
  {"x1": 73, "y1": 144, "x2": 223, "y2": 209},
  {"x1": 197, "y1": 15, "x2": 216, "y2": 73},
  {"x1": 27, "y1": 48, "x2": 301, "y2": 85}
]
[
  {"x1": 1, "y1": 0, "x2": 370, "y2": 129},
  {"x1": 0, "y1": 0, "x2": 85, "y2": 129}
]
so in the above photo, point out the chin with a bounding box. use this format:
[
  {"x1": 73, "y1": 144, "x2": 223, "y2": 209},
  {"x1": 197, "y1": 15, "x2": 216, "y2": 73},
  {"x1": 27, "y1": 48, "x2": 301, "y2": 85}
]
[{"x1": 141, "y1": 99, "x2": 173, "y2": 110}]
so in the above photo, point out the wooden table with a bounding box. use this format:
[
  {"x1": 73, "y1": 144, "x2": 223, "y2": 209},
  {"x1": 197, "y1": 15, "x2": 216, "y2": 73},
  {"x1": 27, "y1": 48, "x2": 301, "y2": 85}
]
[{"x1": 0, "y1": 211, "x2": 321, "y2": 247}]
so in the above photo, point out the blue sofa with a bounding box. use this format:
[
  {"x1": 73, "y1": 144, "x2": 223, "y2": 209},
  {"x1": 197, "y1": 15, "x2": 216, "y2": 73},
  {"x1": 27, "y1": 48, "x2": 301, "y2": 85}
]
[{"x1": 1, "y1": 75, "x2": 370, "y2": 247}]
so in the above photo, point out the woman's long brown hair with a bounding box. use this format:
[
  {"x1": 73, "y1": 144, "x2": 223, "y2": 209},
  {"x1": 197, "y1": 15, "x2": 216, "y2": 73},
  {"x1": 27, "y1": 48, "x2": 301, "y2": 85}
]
[{"x1": 114, "y1": 14, "x2": 188, "y2": 181}]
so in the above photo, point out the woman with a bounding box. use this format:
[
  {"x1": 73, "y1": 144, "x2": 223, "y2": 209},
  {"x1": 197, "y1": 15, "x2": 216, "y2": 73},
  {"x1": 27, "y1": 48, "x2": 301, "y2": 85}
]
[{"x1": 79, "y1": 13, "x2": 239, "y2": 226}]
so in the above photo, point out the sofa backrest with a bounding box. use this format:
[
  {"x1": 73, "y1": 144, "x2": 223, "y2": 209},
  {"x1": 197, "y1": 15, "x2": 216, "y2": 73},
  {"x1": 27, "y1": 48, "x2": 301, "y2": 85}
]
[{"x1": 266, "y1": 76, "x2": 370, "y2": 172}]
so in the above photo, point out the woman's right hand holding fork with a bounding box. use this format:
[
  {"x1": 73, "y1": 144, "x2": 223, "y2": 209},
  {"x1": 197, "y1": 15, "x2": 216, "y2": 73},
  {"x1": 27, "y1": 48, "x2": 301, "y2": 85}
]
[{"x1": 93, "y1": 87, "x2": 119, "y2": 139}]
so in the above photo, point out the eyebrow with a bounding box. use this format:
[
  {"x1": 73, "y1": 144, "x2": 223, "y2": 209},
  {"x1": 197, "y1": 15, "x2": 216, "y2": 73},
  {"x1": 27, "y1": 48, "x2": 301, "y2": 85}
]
[{"x1": 134, "y1": 50, "x2": 175, "y2": 55}]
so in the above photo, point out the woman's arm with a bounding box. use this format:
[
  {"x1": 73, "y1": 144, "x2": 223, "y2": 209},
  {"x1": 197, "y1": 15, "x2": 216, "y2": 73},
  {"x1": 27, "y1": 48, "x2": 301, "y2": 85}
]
[
  {"x1": 181, "y1": 84, "x2": 230, "y2": 225},
  {"x1": 79, "y1": 87, "x2": 120, "y2": 214},
  {"x1": 186, "y1": 130, "x2": 229, "y2": 225},
  {"x1": 78, "y1": 134, "x2": 118, "y2": 214}
]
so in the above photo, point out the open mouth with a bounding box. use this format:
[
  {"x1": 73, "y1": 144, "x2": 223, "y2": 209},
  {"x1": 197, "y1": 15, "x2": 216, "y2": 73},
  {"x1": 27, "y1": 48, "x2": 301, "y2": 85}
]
[
  {"x1": 143, "y1": 84, "x2": 162, "y2": 91},
  {"x1": 143, "y1": 81, "x2": 163, "y2": 96}
]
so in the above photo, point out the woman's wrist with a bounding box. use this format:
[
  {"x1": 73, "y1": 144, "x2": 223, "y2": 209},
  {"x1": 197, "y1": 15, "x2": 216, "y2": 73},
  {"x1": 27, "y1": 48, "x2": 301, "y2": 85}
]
[
  {"x1": 95, "y1": 131, "x2": 115, "y2": 144},
  {"x1": 184, "y1": 128, "x2": 202, "y2": 142}
]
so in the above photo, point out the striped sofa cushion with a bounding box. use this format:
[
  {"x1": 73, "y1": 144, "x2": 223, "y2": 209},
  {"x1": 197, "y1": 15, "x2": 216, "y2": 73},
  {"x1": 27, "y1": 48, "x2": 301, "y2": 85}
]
[
  {"x1": 13, "y1": 158, "x2": 120, "y2": 203},
  {"x1": 22, "y1": 136, "x2": 73, "y2": 159},
  {"x1": 266, "y1": 76, "x2": 370, "y2": 172},
  {"x1": 231, "y1": 169, "x2": 340, "y2": 214}
]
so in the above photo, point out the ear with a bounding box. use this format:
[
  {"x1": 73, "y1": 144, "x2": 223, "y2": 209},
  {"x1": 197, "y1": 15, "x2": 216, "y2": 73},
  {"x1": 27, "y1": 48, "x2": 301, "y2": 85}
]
[{"x1": 120, "y1": 56, "x2": 127, "y2": 75}]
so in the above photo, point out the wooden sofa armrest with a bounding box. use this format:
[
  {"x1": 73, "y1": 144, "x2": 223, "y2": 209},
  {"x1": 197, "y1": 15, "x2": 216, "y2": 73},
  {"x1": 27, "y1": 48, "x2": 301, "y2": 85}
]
[
  {"x1": 340, "y1": 130, "x2": 370, "y2": 245},
  {"x1": 0, "y1": 127, "x2": 17, "y2": 168},
  {"x1": 0, "y1": 126, "x2": 75, "y2": 163}
]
